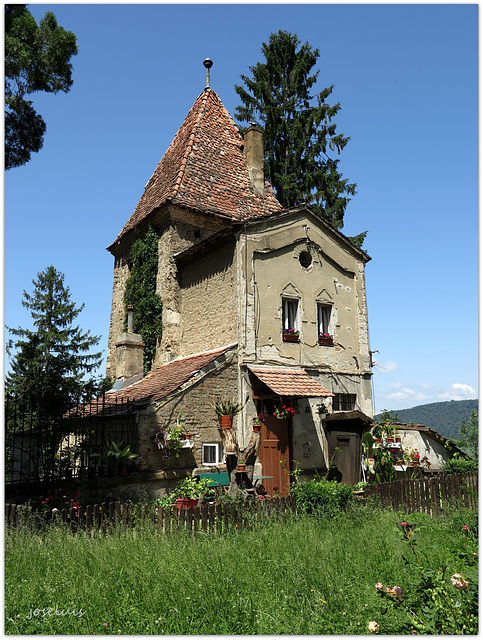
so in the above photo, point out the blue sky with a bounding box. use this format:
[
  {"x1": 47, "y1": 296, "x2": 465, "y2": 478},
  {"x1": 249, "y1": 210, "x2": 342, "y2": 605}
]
[{"x1": 4, "y1": 3, "x2": 478, "y2": 414}]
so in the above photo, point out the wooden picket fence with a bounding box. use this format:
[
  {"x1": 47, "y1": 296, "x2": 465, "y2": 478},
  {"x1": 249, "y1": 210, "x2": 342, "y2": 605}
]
[
  {"x1": 5, "y1": 495, "x2": 297, "y2": 535},
  {"x1": 370, "y1": 472, "x2": 478, "y2": 516}
]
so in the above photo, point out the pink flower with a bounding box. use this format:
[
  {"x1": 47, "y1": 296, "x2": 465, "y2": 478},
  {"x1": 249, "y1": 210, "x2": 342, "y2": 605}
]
[
  {"x1": 103, "y1": 622, "x2": 108, "y2": 627},
  {"x1": 401, "y1": 521, "x2": 407, "y2": 527},
  {"x1": 393, "y1": 586, "x2": 403, "y2": 597},
  {"x1": 463, "y1": 525, "x2": 469, "y2": 531},
  {"x1": 375, "y1": 582, "x2": 383, "y2": 590}
]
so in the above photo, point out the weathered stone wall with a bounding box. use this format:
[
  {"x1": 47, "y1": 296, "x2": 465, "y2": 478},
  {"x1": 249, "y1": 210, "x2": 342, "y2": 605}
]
[
  {"x1": 106, "y1": 251, "x2": 131, "y2": 379},
  {"x1": 137, "y1": 358, "x2": 238, "y2": 473},
  {"x1": 179, "y1": 242, "x2": 237, "y2": 356}
]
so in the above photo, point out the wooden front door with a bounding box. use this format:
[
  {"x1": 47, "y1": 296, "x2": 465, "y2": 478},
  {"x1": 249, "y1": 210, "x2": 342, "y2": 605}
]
[
  {"x1": 327, "y1": 430, "x2": 361, "y2": 485},
  {"x1": 259, "y1": 415, "x2": 291, "y2": 495}
]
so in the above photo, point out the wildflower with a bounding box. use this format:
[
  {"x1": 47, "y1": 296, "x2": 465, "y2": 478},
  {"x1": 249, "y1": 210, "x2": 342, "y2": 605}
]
[
  {"x1": 375, "y1": 582, "x2": 383, "y2": 590},
  {"x1": 451, "y1": 574, "x2": 469, "y2": 590},
  {"x1": 401, "y1": 521, "x2": 407, "y2": 527},
  {"x1": 103, "y1": 622, "x2": 108, "y2": 627},
  {"x1": 463, "y1": 525, "x2": 469, "y2": 531},
  {"x1": 368, "y1": 621, "x2": 379, "y2": 633}
]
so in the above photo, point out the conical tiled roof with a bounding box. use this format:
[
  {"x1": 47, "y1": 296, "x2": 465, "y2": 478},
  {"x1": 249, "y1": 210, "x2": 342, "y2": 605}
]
[{"x1": 112, "y1": 89, "x2": 281, "y2": 245}]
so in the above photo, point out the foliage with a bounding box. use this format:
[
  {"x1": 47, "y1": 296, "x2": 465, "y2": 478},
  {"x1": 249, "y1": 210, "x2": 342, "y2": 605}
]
[
  {"x1": 234, "y1": 30, "x2": 359, "y2": 234},
  {"x1": 153, "y1": 413, "x2": 186, "y2": 460},
  {"x1": 291, "y1": 477, "x2": 354, "y2": 515},
  {"x1": 375, "y1": 400, "x2": 478, "y2": 442},
  {"x1": 441, "y1": 457, "x2": 478, "y2": 475},
  {"x1": 174, "y1": 476, "x2": 216, "y2": 500},
  {"x1": 374, "y1": 520, "x2": 478, "y2": 634},
  {"x1": 6, "y1": 266, "x2": 102, "y2": 410},
  {"x1": 5, "y1": 5, "x2": 78, "y2": 169},
  {"x1": 123, "y1": 226, "x2": 163, "y2": 374},
  {"x1": 214, "y1": 398, "x2": 243, "y2": 417},
  {"x1": 91, "y1": 442, "x2": 138, "y2": 474},
  {"x1": 452, "y1": 410, "x2": 478, "y2": 460}
]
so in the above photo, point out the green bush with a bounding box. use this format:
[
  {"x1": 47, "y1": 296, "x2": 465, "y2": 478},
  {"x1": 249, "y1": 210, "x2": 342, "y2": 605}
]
[
  {"x1": 291, "y1": 478, "x2": 354, "y2": 515},
  {"x1": 441, "y1": 458, "x2": 478, "y2": 475}
]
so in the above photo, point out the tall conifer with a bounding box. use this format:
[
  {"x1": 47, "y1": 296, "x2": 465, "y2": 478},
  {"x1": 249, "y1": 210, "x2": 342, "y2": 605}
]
[
  {"x1": 235, "y1": 30, "x2": 357, "y2": 231},
  {"x1": 6, "y1": 265, "x2": 103, "y2": 415}
]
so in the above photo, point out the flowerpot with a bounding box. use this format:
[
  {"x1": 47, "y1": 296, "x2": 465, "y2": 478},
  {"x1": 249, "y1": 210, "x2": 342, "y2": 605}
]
[
  {"x1": 176, "y1": 498, "x2": 198, "y2": 513},
  {"x1": 220, "y1": 415, "x2": 233, "y2": 429},
  {"x1": 119, "y1": 465, "x2": 127, "y2": 477},
  {"x1": 318, "y1": 336, "x2": 334, "y2": 346},
  {"x1": 183, "y1": 433, "x2": 192, "y2": 440},
  {"x1": 253, "y1": 425, "x2": 261, "y2": 432},
  {"x1": 237, "y1": 464, "x2": 246, "y2": 472},
  {"x1": 395, "y1": 437, "x2": 401, "y2": 443},
  {"x1": 283, "y1": 334, "x2": 299, "y2": 343},
  {"x1": 386, "y1": 437, "x2": 394, "y2": 444}
]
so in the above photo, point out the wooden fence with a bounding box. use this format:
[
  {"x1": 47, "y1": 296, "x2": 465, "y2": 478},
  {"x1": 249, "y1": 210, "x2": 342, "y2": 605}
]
[
  {"x1": 5, "y1": 496, "x2": 297, "y2": 535},
  {"x1": 370, "y1": 472, "x2": 478, "y2": 515}
]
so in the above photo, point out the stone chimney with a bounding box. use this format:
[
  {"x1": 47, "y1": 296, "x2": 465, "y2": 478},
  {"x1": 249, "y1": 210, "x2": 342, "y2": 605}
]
[
  {"x1": 114, "y1": 305, "x2": 144, "y2": 380},
  {"x1": 244, "y1": 125, "x2": 264, "y2": 193}
]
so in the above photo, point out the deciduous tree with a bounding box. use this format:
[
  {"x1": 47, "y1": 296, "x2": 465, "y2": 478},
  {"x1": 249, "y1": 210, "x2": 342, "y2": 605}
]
[{"x1": 5, "y1": 4, "x2": 78, "y2": 169}]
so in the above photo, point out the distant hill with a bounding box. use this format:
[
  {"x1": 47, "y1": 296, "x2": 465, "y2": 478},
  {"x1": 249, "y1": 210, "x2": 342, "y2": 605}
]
[{"x1": 375, "y1": 399, "x2": 478, "y2": 441}]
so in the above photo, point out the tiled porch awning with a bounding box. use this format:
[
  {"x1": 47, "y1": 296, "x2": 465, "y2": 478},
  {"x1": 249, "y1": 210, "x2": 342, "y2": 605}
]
[{"x1": 248, "y1": 366, "x2": 334, "y2": 398}]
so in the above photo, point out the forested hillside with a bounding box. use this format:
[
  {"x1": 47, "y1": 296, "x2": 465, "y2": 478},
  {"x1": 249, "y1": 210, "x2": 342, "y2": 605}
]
[{"x1": 375, "y1": 399, "x2": 478, "y2": 441}]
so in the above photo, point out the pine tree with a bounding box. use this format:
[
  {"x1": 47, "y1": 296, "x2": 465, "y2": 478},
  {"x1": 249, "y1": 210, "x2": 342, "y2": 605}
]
[
  {"x1": 6, "y1": 265, "x2": 103, "y2": 415},
  {"x1": 235, "y1": 30, "x2": 358, "y2": 232}
]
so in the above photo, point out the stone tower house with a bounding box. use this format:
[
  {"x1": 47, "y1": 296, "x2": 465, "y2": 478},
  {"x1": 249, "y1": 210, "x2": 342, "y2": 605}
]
[{"x1": 103, "y1": 67, "x2": 373, "y2": 494}]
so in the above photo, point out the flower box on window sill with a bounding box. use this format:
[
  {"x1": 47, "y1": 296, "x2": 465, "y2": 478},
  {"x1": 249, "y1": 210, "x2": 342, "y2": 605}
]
[
  {"x1": 283, "y1": 333, "x2": 300, "y2": 343},
  {"x1": 318, "y1": 335, "x2": 334, "y2": 346}
]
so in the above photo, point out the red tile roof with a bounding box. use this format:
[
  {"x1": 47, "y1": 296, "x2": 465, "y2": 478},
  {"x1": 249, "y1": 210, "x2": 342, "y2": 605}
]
[
  {"x1": 112, "y1": 89, "x2": 281, "y2": 245},
  {"x1": 104, "y1": 345, "x2": 236, "y2": 407},
  {"x1": 248, "y1": 366, "x2": 334, "y2": 398}
]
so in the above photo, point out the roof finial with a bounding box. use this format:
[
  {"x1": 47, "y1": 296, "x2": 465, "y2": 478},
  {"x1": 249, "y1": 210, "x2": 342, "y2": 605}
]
[{"x1": 203, "y1": 58, "x2": 213, "y2": 90}]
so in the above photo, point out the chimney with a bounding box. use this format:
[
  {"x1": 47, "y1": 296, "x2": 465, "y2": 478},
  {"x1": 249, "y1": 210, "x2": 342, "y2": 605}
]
[
  {"x1": 114, "y1": 305, "x2": 144, "y2": 380},
  {"x1": 244, "y1": 125, "x2": 264, "y2": 193}
]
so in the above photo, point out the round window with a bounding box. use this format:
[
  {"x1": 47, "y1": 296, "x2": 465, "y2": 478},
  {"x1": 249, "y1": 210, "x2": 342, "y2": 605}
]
[{"x1": 299, "y1": 250, "x2": 312, "y2": 269}]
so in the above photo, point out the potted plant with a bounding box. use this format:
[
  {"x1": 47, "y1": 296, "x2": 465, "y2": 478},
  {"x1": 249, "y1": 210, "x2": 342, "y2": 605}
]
[
  {"x1": 174, "y1": 476, "x2": 216, "y2": 512},
  {"x1": 253, "y1": 414, "x2": 264, "y2": 432},
  {"x1": 273, "y1": 404, "x2": 295, "y2": 419},
  {"x1": 237, "y1": 459, "x2": 246, "y2": 471},
  {"x1": 91, "y1": 442, "x2": 138, "y2": 477},
  {"x1": 318, "y1": 332, "x2": 334, "y2": 346},
  {"x1": 283, "y1": 327, "x2": 300, "y2": 343},
  {"x1": 214, "y1": 398, "x2": 243, "y2": 429}
]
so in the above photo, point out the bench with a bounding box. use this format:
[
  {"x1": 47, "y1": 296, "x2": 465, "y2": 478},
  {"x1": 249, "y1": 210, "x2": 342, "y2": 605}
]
[{"x1": 199, "y1": 471, "x2": 230, "y2": 489}]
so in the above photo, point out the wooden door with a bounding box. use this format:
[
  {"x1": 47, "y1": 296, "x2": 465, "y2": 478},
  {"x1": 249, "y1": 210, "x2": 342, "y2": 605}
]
[
  {"x1": 259, "y1": 415, "x2": 291, "y2": 495},
  {"x1": 327, "y1": 431, "x2": 361, "y2": 485}
]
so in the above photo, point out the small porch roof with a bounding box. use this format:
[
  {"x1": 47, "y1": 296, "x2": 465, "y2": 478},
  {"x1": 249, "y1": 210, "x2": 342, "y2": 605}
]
[{"x1": 248, "y1": 366, "x2": 334, "y2": 398}]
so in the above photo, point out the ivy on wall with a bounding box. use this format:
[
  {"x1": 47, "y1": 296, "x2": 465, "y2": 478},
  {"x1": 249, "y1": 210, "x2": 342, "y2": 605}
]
[{"x1": 124, "y1": 226, "x2": 163, "y2": 374}]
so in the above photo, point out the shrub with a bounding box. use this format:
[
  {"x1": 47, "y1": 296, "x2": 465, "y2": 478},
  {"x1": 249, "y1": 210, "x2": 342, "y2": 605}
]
[
  {"x1": 291, "y1": 478, "x2": 354, "y2": 515},
  {"x1": 441, "y1": 458, "x2": 478, "y2": 475}
]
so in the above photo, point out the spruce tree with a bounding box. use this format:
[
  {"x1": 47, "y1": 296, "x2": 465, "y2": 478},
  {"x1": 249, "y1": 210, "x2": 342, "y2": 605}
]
[
  {"x1": 235, "y1": 30, "x2": 358, "y2": 232},
  {"x1": 6, "y1": 265, "x2": 103, "y2": 415}
]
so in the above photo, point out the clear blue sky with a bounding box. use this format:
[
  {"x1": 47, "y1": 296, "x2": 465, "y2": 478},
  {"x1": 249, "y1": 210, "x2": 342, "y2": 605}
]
[{"x1": 5, "y1": 3, "x2": 478, "y2": 415}]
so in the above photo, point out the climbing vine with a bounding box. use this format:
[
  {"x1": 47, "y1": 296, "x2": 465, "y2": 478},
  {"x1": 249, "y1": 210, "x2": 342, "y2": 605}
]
[{"x1": 124, "y1": 226, "x2": 163, "y2": 374}]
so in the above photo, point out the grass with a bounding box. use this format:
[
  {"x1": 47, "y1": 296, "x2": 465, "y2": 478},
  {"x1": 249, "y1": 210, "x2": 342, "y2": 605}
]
[{"x1": 5, "y1": 503, "x2": 478, "y2": 635}]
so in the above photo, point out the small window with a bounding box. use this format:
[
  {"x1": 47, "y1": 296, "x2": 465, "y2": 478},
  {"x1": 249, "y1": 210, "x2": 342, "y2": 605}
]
[
  {"x1": 317, "y1": 303, "x2": 334, "y2": 345},
  {"x1": 333, "y1": 394, "x2": 356, "y2": 412},
  {"x1": 299, "y1": 250, "x2": 312, "y2": 269},
  {"x1": 282, "y1": 298, "x2": 300, "y2": 340},
  {"x1": 202, "y1": 443, "x2": 224, "y2": 466}
]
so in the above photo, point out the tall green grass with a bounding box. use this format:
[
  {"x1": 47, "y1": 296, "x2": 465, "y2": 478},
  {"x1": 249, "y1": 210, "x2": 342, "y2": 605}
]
[{"x1": 5, "y1": 504, "x2": 477, "y2": 635}]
